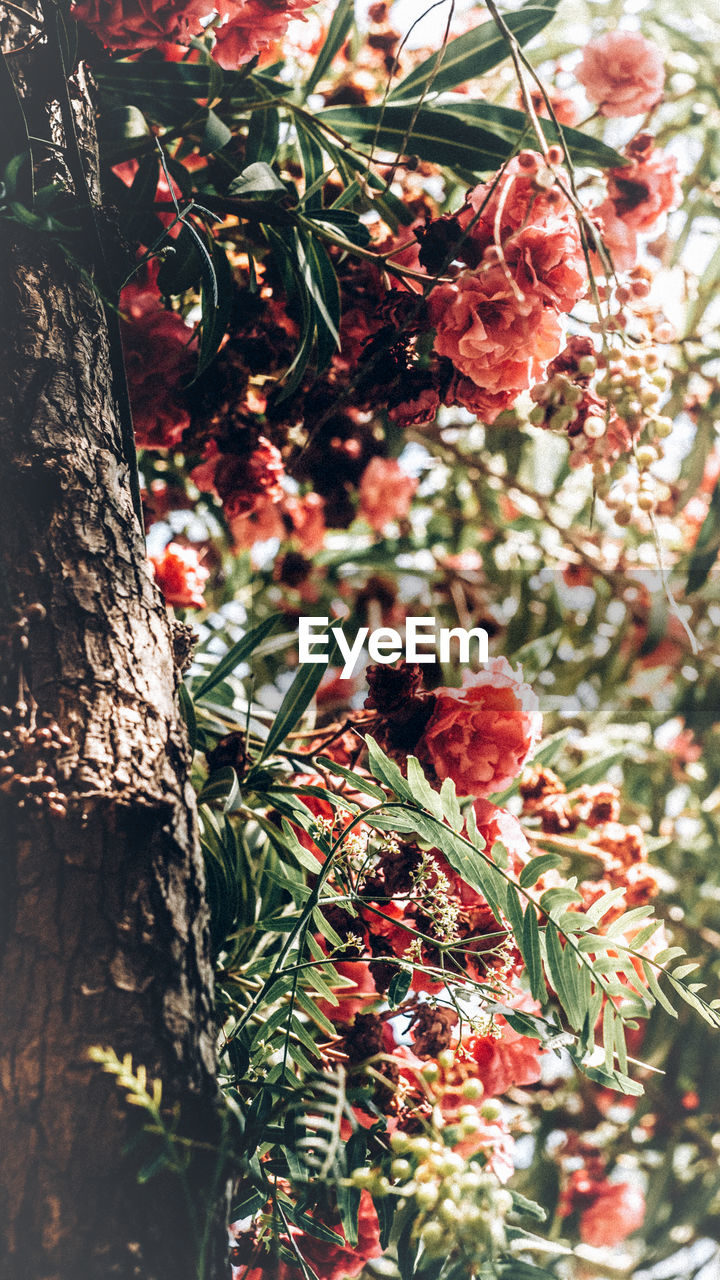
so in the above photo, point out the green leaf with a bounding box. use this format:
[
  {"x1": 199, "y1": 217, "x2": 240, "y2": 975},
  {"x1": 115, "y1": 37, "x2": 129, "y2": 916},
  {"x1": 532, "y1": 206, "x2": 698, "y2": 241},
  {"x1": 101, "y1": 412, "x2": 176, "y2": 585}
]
[
  {"x1": 686, "y1": 478, "x2": 720, "y2": 593},
  {"x1": 265, "y1": 224, "x2": 317, "y2": 400},
  {"x1": 322, "y1": 102, "x2": 510, "y2": 173},
  {"x1": 523, "y1": 906, "x2": 545, "y2": 1003},
  {"x1": 442, "y1": 101, "x2": 626, "y2": 170},
  {"x1": 337, "y1": 1129, "x2": 366, "y2": 1245},
  {"x1": 389, "y1": 8, "x2": 557, "y2": 102},
  {"x1": 441, "y1": 777, "x2": 462, "y2": 831},
  {"x1": 178, "y1": 681, "x2": 197, "y2": 753},
  {"x1": 313, "y1": 907, "x2": 344, "y2": 949},
  {"x1": 279, "y1": 819, "x2": 323, "y2": 873},
  {"x1": 156, "y1": 221, "x2": 204, "y2": 296},
  {"x1": 519, "y1": 852, "x2": 563, "y2": 888},
  {"x1": 305, "y1": 0, "x2": 355, "y2": 95},
  {"x1": 193, "y1": 614, "x2": 281, "y2": 699},
  {"x1": 294, "y1": 988, "x2": 337, "y2": 1038},
  {"x1": 198, "y1": 765, "x2": 240, "y2": 812},
  {"x1": 98, "y1": 105, "x2": 151, "y2": 160},
  {"x1": 365, "y1": 736, "x2": 416, "y2": 802},
  {"x1": 565, "y1": 752, "x2": 625, "y2": 788},
  {"x1": 641, "y1": 959, "x2": 678, "y2": 1019},
  {"x1": 295, "y1": 227, "x2": 341, "y2": 367},
  {"x1": 321, "y1": 101, "x2": 624, "y2": 177},
  {"x1": 509, "y1": 1191, "x2": 547, "y2": 1223},
  {"x1": 96, "y1": 59, "x2": 221, "y2": 120},
  {"x1": 199, "y1": 107, "x2": 232, "y2": 155},
  {"x1": 229, "y1": 160, "x2": 295, "y2": 203},
  {"x1": 245, "y1": 105, "x2": 280, "y2": 166},
  {"x1": 406, "y1": 756, "x2": 445, "y2": 821},
  {"x1": 387, "y1": 967, "x2": 412, "y2": 1009},
  {"x1": 259, "y1": 640, "x2": 337, "y2": 762},
  {"x1": 195, "y1": 234, "x2": 234, "y2": 378},
  {"x1": 314, "y1": 757, "x2": 386, "y2": 801}
]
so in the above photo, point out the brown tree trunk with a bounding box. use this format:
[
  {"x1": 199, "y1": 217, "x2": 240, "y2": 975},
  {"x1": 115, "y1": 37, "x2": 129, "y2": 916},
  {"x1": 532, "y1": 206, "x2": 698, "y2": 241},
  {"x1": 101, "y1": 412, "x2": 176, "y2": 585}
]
[{"x1": 0, "y1": 19, "x2": 227, "y2": 1280}]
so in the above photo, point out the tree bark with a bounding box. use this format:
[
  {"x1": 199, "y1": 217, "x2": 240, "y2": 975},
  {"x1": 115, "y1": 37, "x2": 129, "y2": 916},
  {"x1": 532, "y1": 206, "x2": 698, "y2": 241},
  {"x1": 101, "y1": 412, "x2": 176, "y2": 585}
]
[{"x1": 0, "y1": 21, "x2": 227, "y2": 1280}]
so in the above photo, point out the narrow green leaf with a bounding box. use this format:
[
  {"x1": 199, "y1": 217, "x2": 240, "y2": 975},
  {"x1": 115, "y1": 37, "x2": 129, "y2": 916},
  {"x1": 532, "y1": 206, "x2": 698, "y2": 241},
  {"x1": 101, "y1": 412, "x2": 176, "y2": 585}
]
[
  {"x1": 407, "y1": 756, "x2": 445, "y2": 820},
  {"x1": 314, "y1": 757, "x2": 387, "y2": 801},
  {"x1": 193, "y1": 614, "x2": 281, "y2": 699},
  {"x1": 365, "y1": 736, "x2": 415, "y2": 802},
  {"x1": 523, "y1": 905, "x2": 545, "y2": 1004},
  {"x1": 641, "y1": 959, "x2": 678, "y2": 1019},
  {"x1": 195, "y1": 235, "x2": 234, "y2": 378},
  {"x1": 305, "y1": 0, "x2": 355, "y2": 94},
  {"x1": 387, "y1": 968, "x2": 412, "y2": 1009},
  {"x1": 441, "y1": 777, "x2": 462, "y2": 831},
  {"x1": 245, "y1": 106, "x2": 280, "y2": 165},
  {"x1": 260, "y1": 640, "x2": 337, "y2": 762},
  {"x1": 389, "y1": 8, "x2": 556, "y2": 102},
  {"x1": 519, "y1": 852, "x2": 563, "y2": 888}
]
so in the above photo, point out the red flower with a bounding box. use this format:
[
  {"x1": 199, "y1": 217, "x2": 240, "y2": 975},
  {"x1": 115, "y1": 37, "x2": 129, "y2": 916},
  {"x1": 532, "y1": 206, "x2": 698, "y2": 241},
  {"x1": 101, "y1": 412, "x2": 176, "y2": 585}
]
[
  {"x1": 575, "y1": 30, "x2": 664, "y2": 118},
  {"x1": 192, "y1": 438, "x2": 285, "y2": 520},
  {"x1": 465, "y1": 1018, "x2": 544, "y2": 1097},
  {"x1": 560, "y1": 1169, "x2": 646, "y2": 1246},
  {"x1": 149, "y1": 541, "x2": 209, "y2": 609},
  {"x1": 120, "y1": 282, "x2": 194, "y2": 449},
  {"x1": 607, "y1": 135, "x2": 681, "y2": 232},
  {"x1": 72, "y1": 0, "x2": 212, "y2": 49},
  {"x1": 230, "y1": 1192, "x2": 381, "y2": 1280},
  {"x1": 417, "y1": 659, "x2": 542, "y2": 797},
  {"x1": 284, "y1": 492, "x2": 326, "y2": 554}
]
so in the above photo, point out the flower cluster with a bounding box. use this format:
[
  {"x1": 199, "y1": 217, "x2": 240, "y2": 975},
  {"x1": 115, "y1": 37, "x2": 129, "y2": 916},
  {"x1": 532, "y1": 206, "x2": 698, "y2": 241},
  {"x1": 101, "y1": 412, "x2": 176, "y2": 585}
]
[
  {"x1": 365, "y1": 657, "x2": 541, "y2": 797},
  {"x1": 72, "y1": 0, "x2": 314, "y2": 64},
  {"x1": 381, "y1": 151, "x2": 590, "y2": 426},
  {"x1": 120, "y1": 278, "x2": 195, "y2": 450}
]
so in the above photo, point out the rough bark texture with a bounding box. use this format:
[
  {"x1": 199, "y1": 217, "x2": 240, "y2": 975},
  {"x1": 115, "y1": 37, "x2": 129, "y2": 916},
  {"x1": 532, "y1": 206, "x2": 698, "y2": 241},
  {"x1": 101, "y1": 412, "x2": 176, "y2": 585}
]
[{"x1": 0, "y1": 22, "x2": 227, "y2": 1280}]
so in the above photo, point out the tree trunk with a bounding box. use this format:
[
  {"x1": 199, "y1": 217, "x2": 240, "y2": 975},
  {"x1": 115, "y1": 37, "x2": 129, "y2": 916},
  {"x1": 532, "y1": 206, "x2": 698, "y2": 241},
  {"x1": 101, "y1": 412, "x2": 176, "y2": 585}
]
[{"x1": 0, "y1": 19, "x2": 227, "y2": 1280}]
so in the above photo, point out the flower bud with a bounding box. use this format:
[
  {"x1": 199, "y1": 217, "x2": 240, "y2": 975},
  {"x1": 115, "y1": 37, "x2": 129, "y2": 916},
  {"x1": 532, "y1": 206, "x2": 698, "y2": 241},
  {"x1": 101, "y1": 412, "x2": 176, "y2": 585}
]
[{"x1": 461, "y1": 1078, "x2": 484, "y2": 1101}]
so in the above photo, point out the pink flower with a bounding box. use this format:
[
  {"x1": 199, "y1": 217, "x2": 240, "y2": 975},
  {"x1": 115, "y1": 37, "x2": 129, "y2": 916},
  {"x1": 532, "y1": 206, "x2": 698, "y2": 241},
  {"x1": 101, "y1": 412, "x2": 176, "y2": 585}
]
[
  {"x1": 120, "y1": 283, "x2": 194, "y2": 449},
  {"x1": 471, "y1": 797, "x2": 530, "y2": 866},
  {"x1": 607, "y1": 134, "x2": 681, "y2": 231},
  {"x1": 580, "y1": 1181, "x2": 646, "y2": 1248},
  {"x1": 358, "y1": 457, "x2": 417, "y2": 532},
  {"x1": 592, "y1": 200, "x2": 638, "y2": 272},
  {"x1": 213, "y1": 0, "x2": 314, "y2": 70},
  {"x1": 150, "y1": 542, "x2": 209, "y2": 609},
  {"x1": 508, "y1": 215, "x2": 588, "y2": 313},
  {"x1": 230, "y1": 496, "x2": 286, "y2": 550},
  {"x1": 575, "y1": 31, "x2": 665, "y2": 118},
  {"x1": 284, "y1": 492, "x2": 326, "y2": 554},
  {"x1": 418, "y1": 659, "x2": 542, "y2": 797},
  {"x1": 462, "y1": 157, "x2": 576, "y2": 246},
  {"x1": 445, "y1": 376, "x2": 516, "y2": 426},
  {"x1": 429, "y1": 269, "x2": 563, "y2": 402}
]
